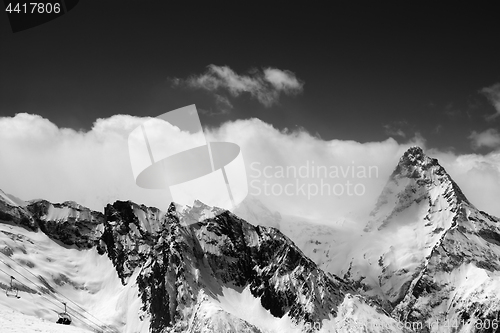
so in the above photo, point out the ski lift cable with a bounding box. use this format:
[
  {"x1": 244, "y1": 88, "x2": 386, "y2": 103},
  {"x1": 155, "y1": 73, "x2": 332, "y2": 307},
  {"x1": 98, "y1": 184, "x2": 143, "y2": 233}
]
[
  {"x1": 0, "y1": 258, "x2": 112, "y2": 333},
  {"x1": 1, "y1": 262, "x2": 111, "y2": 333},
  {"x1": 0, "y1": 265, "x2": 17, "y2": 286},
  {"x1": 0, "y1": 246, "x2": 118, "y2": 333},
  {"x1": 0, "y1": 243, "x2": 115, "y2": 329},
  {"x1": 0, "y1": 264, "x2": 67, "y2": 311},
  {"x1": 0, "y1": 261, "x2": 94, "y2": 329},
  {"x1": 0, "y1": 266, "x2": 20, "y2": 298},
  {"x1": 0, "y1": 253, "x2": 118, "y2": 333}
]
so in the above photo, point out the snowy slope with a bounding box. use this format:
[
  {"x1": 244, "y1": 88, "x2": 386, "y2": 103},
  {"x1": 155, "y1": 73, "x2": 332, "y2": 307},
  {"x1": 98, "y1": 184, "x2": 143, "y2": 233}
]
[
  {"x1": 0, "y1": 218, "x2": 148, "y2": 333},
  {"x1": 393, "y1": 199, "x2": 500, "y2": 332},
  {"x1": 0, "y1": 305, "x2": 93, "y2": 333},
  {"x1": 0, "y1": 190, "x2": 408, "y2": 333},
  {"x1": 278, "y1": 214, "x2": 364, "y2": 279}
]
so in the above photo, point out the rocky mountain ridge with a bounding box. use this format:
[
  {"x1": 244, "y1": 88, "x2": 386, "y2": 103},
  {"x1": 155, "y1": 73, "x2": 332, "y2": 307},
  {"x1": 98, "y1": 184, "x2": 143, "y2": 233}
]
[{"x1": 0, "y1": 190, "x2": 403, "y2": 332}]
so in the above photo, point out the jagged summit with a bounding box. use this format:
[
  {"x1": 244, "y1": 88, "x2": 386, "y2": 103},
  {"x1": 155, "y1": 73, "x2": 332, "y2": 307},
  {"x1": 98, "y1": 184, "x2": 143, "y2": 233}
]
[
  {"x1": 393, "y1": 146, "x2": 443, "y2": 179},
  {"x1": 400, "y1": 146, "x2": 426, "y2": 162},
  {"x1": 368, "y1": 147, "x2": 471, "y2": 230}
]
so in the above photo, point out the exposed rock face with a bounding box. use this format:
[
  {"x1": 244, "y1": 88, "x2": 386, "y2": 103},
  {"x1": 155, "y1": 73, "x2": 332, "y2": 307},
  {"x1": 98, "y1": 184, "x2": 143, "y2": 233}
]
[
  {"x1": 26, "y1": 199, "x2": 104, "y2": 248},
  {"x1": 100, "y1": 201, "x2": 164, "y2": 283},
  {"x1": 101, "y1": 200, "x2": 356, "y2": 332}
]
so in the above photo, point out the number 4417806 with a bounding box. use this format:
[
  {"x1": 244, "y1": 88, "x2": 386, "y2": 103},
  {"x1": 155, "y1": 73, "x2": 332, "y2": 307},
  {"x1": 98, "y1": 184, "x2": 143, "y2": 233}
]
[{"x1": 5, "y1": 3, "x2": 61, "y2": 14}]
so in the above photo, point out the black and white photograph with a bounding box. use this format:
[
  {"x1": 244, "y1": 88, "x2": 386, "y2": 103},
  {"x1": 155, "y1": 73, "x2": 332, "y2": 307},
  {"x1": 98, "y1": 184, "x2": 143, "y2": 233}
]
[{"x1": 1, "y1": 2, "x2": 500, "y2": 332}]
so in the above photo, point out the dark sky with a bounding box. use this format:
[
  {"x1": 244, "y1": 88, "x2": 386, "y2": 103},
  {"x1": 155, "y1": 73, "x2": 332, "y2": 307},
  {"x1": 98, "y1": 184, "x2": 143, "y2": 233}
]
[{"x1": 1, "y1": 1, "x2": 499, "y2": 153}]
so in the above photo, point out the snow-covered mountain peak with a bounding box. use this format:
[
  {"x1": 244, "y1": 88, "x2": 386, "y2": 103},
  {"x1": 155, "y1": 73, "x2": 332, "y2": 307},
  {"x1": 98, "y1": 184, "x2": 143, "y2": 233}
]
[
  {"x1": 177, "y1": 199, "x2": 225, "y2": 226},
  {"x1": 393, "y1": 146, "x2": 444, "y2": 182},
  {"x1": 322, "y1": 148, "x2": 500, "y2": 332},
  {"x1": 399, "y1": 146, "x2": 430, "y2": 165},
  {"x1": 366, "y1": 146, "x2": 471, "y2": 233},
  {"x1": 341, "y1": 148, "x2": 480, "y2": 305},
  {"x1": 162, "y1": 197, "x2": 282, "y2": 229},
  {"x1": 393, "y1": 146, "x2": 451, "y2": 185}
]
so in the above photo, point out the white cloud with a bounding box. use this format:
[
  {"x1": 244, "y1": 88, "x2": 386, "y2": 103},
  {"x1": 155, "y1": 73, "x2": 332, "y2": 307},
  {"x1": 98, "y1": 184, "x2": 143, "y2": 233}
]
[
  {"x1": 0, "y1": 113, "x2": 499, "y2": 222},
  {"x1": 0, "y1": 113, "x2": 168, "y2": 212},
  {"x1": 263, "y1": 68, "x2": 303, "y2": 92},
  {"x1": 205, "y1": 119, "x2": 426, "y2": 220},
  {"x1": 173, "y1": 65, "x2": 304, "y2": 107},
  {"x1": 469, "y1": 128, "x2": 500, "y2": 150},
  {"x1": 480, "y1": 83, "x2": 500, "y2": 120}
]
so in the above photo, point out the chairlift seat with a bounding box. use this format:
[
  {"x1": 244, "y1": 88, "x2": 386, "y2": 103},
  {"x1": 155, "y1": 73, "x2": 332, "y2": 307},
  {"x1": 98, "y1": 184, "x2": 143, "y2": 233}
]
[
  {"x1": 56, "y1": 302, "x2": 72, "y2": 325},
  {"x1": 5, "y1": 276, "x2": 20, "y2": 299},
  {"x1": 56, "y1": 313, "x2": 72, "y2": 325},
  {"x1": 5, "y1": 287, "x2": 20, "y2": 298}
]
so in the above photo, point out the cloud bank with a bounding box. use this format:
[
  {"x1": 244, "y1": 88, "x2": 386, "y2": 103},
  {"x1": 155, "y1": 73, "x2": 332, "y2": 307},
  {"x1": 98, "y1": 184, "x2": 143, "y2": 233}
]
[
  {"x1": 0, "y1": 113, "x2": 499, "y2": 222},
  {"x1": 172, "y1": 65, "x2": 304, "y2": 108}
]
